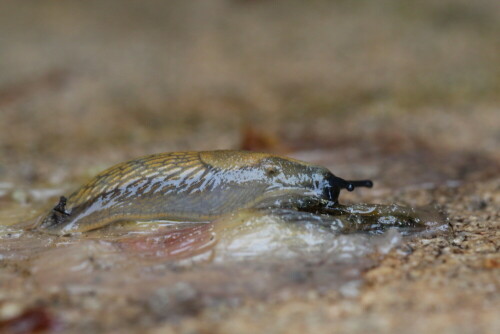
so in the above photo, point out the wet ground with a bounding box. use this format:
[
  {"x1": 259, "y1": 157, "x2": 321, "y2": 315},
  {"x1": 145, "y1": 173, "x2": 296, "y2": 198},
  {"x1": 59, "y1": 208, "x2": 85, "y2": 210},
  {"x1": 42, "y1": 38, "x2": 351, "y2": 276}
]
[
  {"x1": 0, "y1": 135, "x2": 497, "y2": 333},
  {"x1": 0, "y1": 0, "x2": 499, "y2": 333}
]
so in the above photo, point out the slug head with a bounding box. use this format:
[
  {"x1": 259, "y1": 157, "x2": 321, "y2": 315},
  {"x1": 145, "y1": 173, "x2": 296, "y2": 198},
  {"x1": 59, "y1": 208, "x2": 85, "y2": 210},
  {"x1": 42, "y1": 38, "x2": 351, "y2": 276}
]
[
  {"x1": 261, "y1": 156, "x2": 372, "y2": 204},
  {"x1": 201, "y1": 151, "x2": 373, "y2": 207}
]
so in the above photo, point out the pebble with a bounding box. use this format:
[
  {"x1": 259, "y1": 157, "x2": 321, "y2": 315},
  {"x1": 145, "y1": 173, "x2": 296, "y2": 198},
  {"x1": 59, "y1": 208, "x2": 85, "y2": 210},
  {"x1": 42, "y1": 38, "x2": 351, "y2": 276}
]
[{"x1": 0, "y1": 302, "x2": 23, "y2": 320}]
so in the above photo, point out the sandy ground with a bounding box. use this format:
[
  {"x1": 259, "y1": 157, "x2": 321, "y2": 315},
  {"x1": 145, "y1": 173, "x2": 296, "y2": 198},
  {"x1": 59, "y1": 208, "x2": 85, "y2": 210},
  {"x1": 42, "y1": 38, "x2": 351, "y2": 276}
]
[{"x1": 0, "y1": 0, "x2": 498, "y2": 333}]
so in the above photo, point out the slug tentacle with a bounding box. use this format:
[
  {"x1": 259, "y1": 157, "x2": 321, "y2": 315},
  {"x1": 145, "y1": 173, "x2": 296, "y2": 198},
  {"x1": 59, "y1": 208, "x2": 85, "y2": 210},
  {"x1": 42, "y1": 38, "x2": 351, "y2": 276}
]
[{"x1": 341, "y1": 179, "x2": 373, "y2": 191}]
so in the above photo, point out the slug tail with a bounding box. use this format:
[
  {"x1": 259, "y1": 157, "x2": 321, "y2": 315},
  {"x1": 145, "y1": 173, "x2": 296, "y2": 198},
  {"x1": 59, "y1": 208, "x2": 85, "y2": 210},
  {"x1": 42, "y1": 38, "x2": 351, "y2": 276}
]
[{"x1": 39, "y1": 196, "x2": 71, "y2": 231}]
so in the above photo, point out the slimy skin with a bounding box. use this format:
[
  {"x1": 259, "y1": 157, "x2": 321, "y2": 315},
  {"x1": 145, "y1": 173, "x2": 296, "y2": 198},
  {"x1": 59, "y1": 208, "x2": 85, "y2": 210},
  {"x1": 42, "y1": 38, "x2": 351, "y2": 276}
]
[{"x1": 38, "y1": 150, "x2": 373, "y2": 235}]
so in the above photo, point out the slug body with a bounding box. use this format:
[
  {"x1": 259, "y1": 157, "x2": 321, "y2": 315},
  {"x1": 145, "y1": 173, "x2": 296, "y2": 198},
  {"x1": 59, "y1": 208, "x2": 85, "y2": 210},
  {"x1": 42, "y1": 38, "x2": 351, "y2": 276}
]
[{"x1": 39, "y1": 150, "x2": 372, "y2": 234}]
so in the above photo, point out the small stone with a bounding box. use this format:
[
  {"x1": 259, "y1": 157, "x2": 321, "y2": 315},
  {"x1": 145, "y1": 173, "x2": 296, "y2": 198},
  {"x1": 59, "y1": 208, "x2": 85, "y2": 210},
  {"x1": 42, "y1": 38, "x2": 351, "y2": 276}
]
[
  {"x1": 472, "y1": 242, "x2": 496, "y2": 254},
  {"x1": 0, "y1": 302, "x2": 23, "y2": 320},
  {"x1": 483, "y1": 258, "x2": 500, "y2": 269},
  {"x1": 467, "y1": 196, "x2": 488, "y2": 211},
  {"x1": 451, "y1": 236, "x2": 465, "y2": 246},
  {"x1": 339, "y1": 280, "x2": 361, "y2": 298},
  {"x1": 11, "y1": 189, "x2": 28, "y2": 204}
]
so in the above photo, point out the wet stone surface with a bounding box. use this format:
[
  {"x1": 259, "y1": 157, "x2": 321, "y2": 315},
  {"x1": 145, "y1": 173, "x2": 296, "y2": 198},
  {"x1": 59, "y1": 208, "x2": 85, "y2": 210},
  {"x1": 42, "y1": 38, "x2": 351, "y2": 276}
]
[{"x1": 0, "y1": 145, "x2": 497, "y2": 333}]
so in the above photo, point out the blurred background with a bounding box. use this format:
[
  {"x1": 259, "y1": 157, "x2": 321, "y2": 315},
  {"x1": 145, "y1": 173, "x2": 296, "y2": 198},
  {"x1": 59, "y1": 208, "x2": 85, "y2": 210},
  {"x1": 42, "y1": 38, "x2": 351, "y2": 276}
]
[
  {"x1": 0, "y1": 0, "x2": 498, "y2": 185},
  {"x1": 0, "y1": 2, "x2": 499, "y2": 333}
]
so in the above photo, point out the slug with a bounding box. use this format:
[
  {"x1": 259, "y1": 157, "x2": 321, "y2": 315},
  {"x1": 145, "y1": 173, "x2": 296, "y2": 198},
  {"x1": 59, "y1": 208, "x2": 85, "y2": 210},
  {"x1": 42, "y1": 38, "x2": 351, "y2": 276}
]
[{"x1": 37, "y1": 150, "x2": 373, "y2": 235}]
